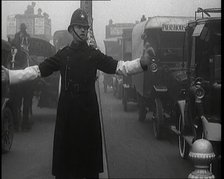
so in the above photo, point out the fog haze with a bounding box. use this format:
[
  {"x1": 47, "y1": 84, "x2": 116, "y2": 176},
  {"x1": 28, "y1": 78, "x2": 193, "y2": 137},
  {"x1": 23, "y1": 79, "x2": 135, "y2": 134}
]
[{"x1": 2, "y1": 0, "x2": 221, "y2": 51}]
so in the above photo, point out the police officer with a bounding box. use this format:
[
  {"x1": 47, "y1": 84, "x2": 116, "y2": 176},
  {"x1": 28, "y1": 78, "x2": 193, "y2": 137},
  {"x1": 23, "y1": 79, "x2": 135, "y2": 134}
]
[
  {"x1": 10, "y1": 23, "x2": 33, "y2": 131},
  {"x1": 2, "y1": 8, "x2": 155, "y2": 179}
]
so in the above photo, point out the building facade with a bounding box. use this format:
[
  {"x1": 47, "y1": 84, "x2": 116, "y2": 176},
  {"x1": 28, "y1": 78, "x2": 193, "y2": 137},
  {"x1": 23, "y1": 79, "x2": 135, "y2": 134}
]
[{"x1": 7, "y1": 2, "x2": 51, "y2": 42}]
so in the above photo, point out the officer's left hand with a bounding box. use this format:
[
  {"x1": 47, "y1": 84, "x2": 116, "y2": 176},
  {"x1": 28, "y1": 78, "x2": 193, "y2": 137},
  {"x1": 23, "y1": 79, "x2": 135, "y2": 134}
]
[{"x1": 140, "y1": 42, "x2": 156, "y2": 67}]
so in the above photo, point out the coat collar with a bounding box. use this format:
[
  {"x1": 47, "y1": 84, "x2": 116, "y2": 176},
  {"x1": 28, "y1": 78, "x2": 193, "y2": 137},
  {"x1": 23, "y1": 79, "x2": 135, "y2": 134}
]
[{"x1": 69, "y1": 40, "x2": 88, "y2": 50}]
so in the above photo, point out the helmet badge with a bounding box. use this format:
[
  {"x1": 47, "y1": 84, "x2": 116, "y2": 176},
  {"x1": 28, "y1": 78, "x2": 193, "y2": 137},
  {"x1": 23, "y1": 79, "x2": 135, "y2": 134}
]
[{"x1": 80, "y1": 13, "x2": 85, "y2": 19}]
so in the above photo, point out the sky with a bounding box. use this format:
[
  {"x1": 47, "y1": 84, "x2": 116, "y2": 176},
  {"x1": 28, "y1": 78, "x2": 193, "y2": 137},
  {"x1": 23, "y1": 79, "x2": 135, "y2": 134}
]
[{"x1": 1, "y1": 0, "x2": 221, "y2": 52}]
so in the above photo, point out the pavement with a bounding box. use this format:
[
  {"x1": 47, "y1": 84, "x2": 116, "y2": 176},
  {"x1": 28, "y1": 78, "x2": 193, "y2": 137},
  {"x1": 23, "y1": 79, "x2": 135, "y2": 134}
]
[{"x1": 96, "y1": 78, "x2": 109, "y2": 179}]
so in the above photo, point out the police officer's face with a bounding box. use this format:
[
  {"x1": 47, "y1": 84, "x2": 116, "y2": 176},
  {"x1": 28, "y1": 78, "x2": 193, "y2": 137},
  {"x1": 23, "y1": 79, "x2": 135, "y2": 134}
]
[{"x1": 72, "y1": 25, "x2": 88, "y2": 42}]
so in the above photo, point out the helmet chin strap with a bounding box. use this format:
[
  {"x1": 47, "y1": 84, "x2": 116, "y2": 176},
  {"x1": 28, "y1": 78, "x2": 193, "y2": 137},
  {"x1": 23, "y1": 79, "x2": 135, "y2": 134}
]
[{"x1": 73, "y1": 28, "x2": 86, "y2": 42}]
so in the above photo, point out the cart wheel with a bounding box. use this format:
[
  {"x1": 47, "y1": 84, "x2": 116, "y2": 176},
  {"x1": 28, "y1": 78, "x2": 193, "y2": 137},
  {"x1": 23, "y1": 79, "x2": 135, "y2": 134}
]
[
  {"x1": 138, "y1": 95, "x2": 146, "y2": 122},
  {"x1": 177, "y1": 110, "x2": 189, "y2": 159},
  {"x1": 123, "y1": 89, "x2": 127, "y2": 112},
  {"x1": 2, "y1": 107, "x2": 14, "y2": 153},
  {"x1": 152, "y1": 98, "x2": 164, "y2": 139}
]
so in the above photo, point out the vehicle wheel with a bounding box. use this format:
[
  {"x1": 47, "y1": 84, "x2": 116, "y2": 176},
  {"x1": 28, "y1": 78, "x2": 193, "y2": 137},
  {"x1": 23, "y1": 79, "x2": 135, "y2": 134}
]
[
  {"x1": 28, "y1": 106, "x2": 34, "y2": 126},
  {"x1": 112, "y1": 85, "x2": 116, "y2": 96},
  {"x1": 138, "y1": 95, "x2": 146, "y2": 122},
  {"x1": 152, "y1": 98, "x2": 164, "y2": 139},
  {"x1": 118, "y1": 84, "x2": 122, "y2": 99},
  {"x1": 177, "y1": 110, "x2": 189, "y2": 159},
  {"x1": 104, "y1": 84, "x2": 107, "y2": 93},
  {"x1": 2, "y1": 107, "x2": 14, "y2": 153},
  {"x1": 112, "y1": 78, "x2": 117, "y2": 96},
  {"x1": 123, "y1": 89, "x2": 127, "y2": 112}
]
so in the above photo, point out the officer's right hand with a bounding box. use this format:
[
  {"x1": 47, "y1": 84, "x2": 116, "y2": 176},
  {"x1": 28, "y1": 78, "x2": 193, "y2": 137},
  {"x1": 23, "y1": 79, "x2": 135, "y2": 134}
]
[
  {"x1": 144, "y1": 42, "x2": 156, "y2": 60},
  {"x1": 2, "y1": 65, "x2": 9, "y2": 83},
  {"x1": 140, "y1": 42, "x2": 156, "y2": 67}
]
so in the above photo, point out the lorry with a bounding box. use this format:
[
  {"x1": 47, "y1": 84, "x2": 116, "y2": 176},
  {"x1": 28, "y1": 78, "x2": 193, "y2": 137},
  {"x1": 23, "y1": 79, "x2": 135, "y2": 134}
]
[{"x1": 131, "y1": 16, "x2": 193, "y2": 139}]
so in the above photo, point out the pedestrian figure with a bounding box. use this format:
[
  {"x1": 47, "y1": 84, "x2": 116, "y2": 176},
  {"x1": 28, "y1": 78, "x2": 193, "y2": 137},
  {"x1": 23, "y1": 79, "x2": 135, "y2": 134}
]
[
  {"x1": 2, "y1": 8, "x2": 155, "y2": 179},
  {"x1": 10, "y1": 23, "x2": 34, "y2": 131}
]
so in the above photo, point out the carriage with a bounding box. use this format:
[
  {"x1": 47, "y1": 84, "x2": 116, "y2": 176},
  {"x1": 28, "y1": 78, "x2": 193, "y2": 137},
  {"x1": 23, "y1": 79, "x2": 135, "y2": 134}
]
[
  {"x1": 1, "y1": 37, "x2": 56, "y2": 152},
  {"x1": 2, "y1": 39, "x2": 15, "y2": 153}
]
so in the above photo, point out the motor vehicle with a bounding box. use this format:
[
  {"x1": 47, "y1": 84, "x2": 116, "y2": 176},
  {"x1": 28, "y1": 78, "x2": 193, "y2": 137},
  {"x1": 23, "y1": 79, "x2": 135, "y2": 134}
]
[
  {"x1": 102, "y1": 73, "x2": 113, "y2": 93},
  {"x1": 120, "y1": 28, "x2": 137, "y2": 111},
  {"x1": 174, "y1": 8, "x2": 221, "y2": 177},
  {"x1": 104, "y1": 20, "x2": 134, "y2": 96},
  {"x1": 1, "y1": 39, "x2": 15, "y2": 153},
  {"x1": 131, "y1": 16, "x2": 193, "y2": 140},
  {"x1": 112, "y1": 74, "x2": 123, "y2": 98},
  {"x1": 103, "y1": 37, "x2": 122, "y2": 93}
]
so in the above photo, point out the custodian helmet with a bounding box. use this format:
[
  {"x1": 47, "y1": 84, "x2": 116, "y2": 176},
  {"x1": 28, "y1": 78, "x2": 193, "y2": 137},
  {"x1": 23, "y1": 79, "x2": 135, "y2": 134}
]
[{"x1": 68, "y1": 8, "x2": 89, "y2": 32}]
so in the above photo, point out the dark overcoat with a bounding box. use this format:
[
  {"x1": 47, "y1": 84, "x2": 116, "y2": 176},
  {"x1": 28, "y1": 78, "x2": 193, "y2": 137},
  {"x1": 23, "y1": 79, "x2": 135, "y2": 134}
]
[{"x1": 38, "y1": 41, "x2": 118, "y2": 177}]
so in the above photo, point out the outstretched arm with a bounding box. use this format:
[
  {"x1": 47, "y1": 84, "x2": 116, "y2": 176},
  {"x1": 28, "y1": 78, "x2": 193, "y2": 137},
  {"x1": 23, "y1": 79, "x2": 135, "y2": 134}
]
[
  {"x1": 116, "y1": 42, "x2": 155, "y2": 75},
  {"x1": 2, "y1": 65, "x2": 40, "y2": 84},
  {"x1": 10, "y1": 65, "x2": 40, "y2": 84},
  {"x1": 96, "y1": 42, "x2": 155, "y2": 75},
  {"x1": 116, "y1": 58, "x2": 142, "y2": 75},
  {"x1": 2, "y1": 49, "x2": 61, "y2": 85}
]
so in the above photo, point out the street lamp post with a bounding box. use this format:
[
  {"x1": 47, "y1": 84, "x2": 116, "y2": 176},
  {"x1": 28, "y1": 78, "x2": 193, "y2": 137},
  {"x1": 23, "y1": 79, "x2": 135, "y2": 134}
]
[{"x1": 80, "y1": 0, "x2": 97, "y2": 48}]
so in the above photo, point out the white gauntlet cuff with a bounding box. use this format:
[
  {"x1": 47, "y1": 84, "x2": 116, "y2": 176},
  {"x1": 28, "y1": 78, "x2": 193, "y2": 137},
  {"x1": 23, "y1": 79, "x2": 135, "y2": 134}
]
[
  {"x1": 116, "y1": 58, "x2": 143, "y2": 76},
  {"x1": 9, "y1": 65, "x2": 41, "y2": 84}
]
